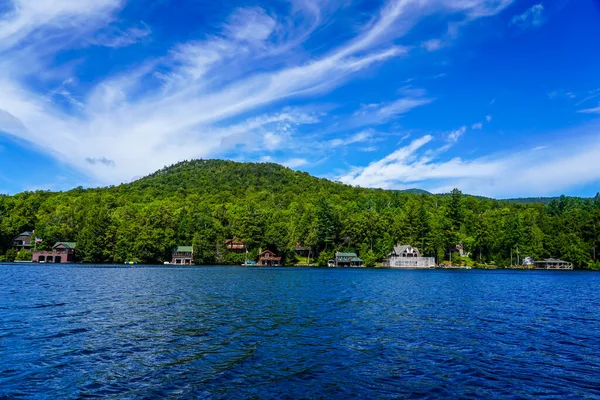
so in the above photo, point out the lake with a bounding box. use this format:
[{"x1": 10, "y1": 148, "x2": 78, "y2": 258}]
[{"x1": 1, "y1": 265, "x2": 599, "y2": 399}]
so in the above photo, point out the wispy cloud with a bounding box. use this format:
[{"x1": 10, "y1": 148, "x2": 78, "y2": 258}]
[
  {"x1": 0, "y1": 0, "x2": 516, "y2": 186},
  {"x1": 511, "y1": 4, "x2": 545, "y2": 29},
  {"x1": 578, "y1": 105, "x2": 600, "y2": 114},
  {"x1": 422, "y1": 39, "x2": 443, "y2": 51},
  {"x1": 576, "y1": 88, "x2": 600, "y2": 106},
  {"x1": 351, "y1": 96, "x2": 433, "y2": 127},
  {"x1": 329, "y1": 130, "x2": 373, "y2": 148},
  {"x1": 85, "y1": 157, "x2": 116, "y2": 167},
  {"x1": 471, "y1": 122, "x2": 483, "y2": 130},
  {"x1": 447, "y1": 126, "x2": 467, "y2": 143},
  {"x1": 548, "y1": 90, "x2": 576, "y2": 100},
  {"x1": 340, "y1": 123, "x2": 600, "y2": 197},
  {"x1": 282, "y1": 158, "x2": 309, "y2": 168},
  {"x1": 92, "y1": 22, "x2": 151, "y2": 48}
]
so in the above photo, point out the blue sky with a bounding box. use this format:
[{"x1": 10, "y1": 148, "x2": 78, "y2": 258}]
[{"x1": 1, "y1": 0, "x2": 599, "y2": 198}]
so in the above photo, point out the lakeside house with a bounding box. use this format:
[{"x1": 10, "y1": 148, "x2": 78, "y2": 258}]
[
  {"x1": 333, "y1": 252, "x2": 364, "y2": 267},
  {"x1": 294, "y1": 241, "x2": 311, "y2": 257},
  {"x1": 534, "y1": 258, "x2": 573, "y2": 270},
  {"x1": 225, "y1": 237, "x2": 246, "y2": 252},
  {"x1": 383, "y1": 244, "x2": 435, "y2": 268},
  {"x1": 13, "y1": 231, "x2": 33, "y2": 251},
  {"x1": 171, "y1": 246, "x2": 194, "y2": 265},
  {"x1": 522, "y1": 256, "x2": 535, "y2": 267},
  {"x1": 33, "y1": 242, "x2": 77, "y2": 263},
  {"x1": 258, "y1": 249, "x2": 281, "y2": 266}
]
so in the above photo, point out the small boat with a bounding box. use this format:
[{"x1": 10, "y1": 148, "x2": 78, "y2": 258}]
[
  {"x1": 124, "y1": 261, "x2": 137, "y2": 265},
  {"x1": 241, "y1": 260, "x2": 257, "y2": 266}
]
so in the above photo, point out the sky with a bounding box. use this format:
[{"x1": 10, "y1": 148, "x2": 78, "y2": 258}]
[{"x1": 1, "y1": 0, "x2": 599, "y2": 198}]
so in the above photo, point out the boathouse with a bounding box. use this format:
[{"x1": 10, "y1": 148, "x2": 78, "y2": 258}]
[
  {"x1": 334, "y1": 252, "x2": 364, "y2": 267},
  {"x1": 225, "y1": 237, "x2": 246, "y2": 252},
  {"x1": 171, "y1": 246, "x2": 194, "y2": 265},
  {"x1": 534, "y1": 258, "x2": 573, "y2": 270},
  {"x1": 33, "y1": 242, "x2": 77, "y2": 263},
  {"x1": 258, "y1": 250, "x2": 282, "y2": 266},
  {"x1": 383, "y1": 244, "x2": 435, "y2": 268},
  {"x1": 13, "y1": 231, "x2": 33, "y2": 250}
]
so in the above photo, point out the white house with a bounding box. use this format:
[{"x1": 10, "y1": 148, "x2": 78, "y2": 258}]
[{"x1": 383, "y1": 244, "x2": 435, "y2": 268}]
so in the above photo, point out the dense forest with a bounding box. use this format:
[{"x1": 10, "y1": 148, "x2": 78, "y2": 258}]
[{"x1": 1, "y1": 159, "x2": 599, "y2": 268}]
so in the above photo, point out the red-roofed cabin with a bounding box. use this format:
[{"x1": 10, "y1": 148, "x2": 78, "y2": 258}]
[
  {"x1": 258, "y1": 250, "x2": 282, "y2": 266},
  {"x1": 225, "y1": 237, "x2": 246, "y2": 252},
  {"x1": 33, "y1": 242, "x2": 77, "y2": 263}
]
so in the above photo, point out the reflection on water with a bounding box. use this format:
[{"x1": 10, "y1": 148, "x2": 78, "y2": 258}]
[{"x1": 1, "y1": 265, "x2": 599, "y2": 398}]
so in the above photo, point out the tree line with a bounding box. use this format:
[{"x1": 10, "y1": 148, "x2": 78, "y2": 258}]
[{"x1": 1, "y1": 160, "x2": 599, "y2": 268}]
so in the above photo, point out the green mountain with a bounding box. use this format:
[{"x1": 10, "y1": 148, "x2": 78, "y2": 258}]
[
  {"x1": 397, "y1": 188, "x2": 433, "y2": 196},
  {"x1": 1, "y1": 159, "x2": 599, "y2": 268}
]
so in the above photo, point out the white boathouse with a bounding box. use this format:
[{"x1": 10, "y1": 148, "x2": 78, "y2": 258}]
[{"x1": 383, "y1": 244, "x2": 435, "y2": 268}]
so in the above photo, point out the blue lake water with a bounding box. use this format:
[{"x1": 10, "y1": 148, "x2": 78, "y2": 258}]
[{"x1": 1, "y1": 265, "x2": 599, "y2": 399}]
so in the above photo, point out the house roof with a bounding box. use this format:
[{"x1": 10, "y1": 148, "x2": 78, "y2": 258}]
[
  {"x1": 336, "y1": 252, "x2": 357, "y2": 257},
  {"x1": 351, "y1": 257, "x2": 363, "y2": 262},
  {"x1": 15, "y1": 231, "x2": 33, "y2": 238},
  {"x1": 175, "y1": 246, "x2": 193, "y2": 253},
  {"x1": 394, "y1": 245, "x2": 410, "y2": 253},
  {"x1": 53, "y1": 242, "x2": 77, "y2": 249},
  {"x1": 259, "y1": 249, "x2": 276, "y2": 256},
  {"x1": 537, "y1": 258, "x2": 569, "y2": 263}
]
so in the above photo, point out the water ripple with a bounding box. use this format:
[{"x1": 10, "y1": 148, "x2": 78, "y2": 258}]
[{"x1": 1, "y1": 265, "x2": 600, "y2": 398}]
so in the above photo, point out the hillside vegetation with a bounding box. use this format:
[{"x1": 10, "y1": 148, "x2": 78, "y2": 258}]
[{"x1": 1, "y1": 159, "x2": 599, "y2": 268}]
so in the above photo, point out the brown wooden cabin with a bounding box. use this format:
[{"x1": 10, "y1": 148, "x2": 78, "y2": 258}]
[
  {"x1": 225, "y1": 237, "x2": 246, "y2": 252},
  {"x1": 13, "y1": 231, "x2": 33, "y2": 250},
  {"x1": 258, "y1": 250, "x2": 282, "y2": 266}
]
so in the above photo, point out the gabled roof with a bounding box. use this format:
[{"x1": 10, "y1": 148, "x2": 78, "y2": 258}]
[
  {"x1": 259, "y1": 249, "x2": 277, "y2": 256},
  {"x1": 53, "y1": 242, "x2": 77, "y2": 249},
  {"x1": 175, "y1": 245, "x2": 193, "y2": 253},
  {"x1": 538, "y1": 258, "x2": 569, "y2": 263},
  {"x1": 391, "y1": 245, "x2": 421, "y2": 256},
  {"x1": 394, "y1": 245, "x2": 411, "y2": 254},
  {"x1": 336, "y1": 252, "x2": 357, "y2": 257},
  {"x1": 16, "y1": 231, "x2": 33, "y2": 237},
  {"x1": 351, "y1": 257, "x2": 363, "y2": 262}
]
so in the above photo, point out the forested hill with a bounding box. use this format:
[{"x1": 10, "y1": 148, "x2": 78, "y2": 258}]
[{"x1": 1, "y1": 159, "x2": 599, "y2": 268}]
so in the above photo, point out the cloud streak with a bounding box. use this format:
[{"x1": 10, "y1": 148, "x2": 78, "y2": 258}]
[
  {"x1": 511, "y1": 4, "x2": 544, "y2": 29},
  {"x1": 0, "y1": 0, "x2": 515, "y2": 186},
  {"x1": 340, "y1": 123, "x2": 600, "y2": 197}
]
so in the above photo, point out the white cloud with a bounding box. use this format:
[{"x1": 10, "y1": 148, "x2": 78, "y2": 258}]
[
  {"x1": 340, "y1": 124, "x2": 600, "y2": 197},
  {"x1": 447, "y1": 126, "x2": 467, "y2": 143},
  {"x1": 422, "y1": 39, "x2": 443, "y2": 51},
  {"x1": 511, "y1": 4, "x2": 544, "y2": 29},
  {"x1": 0, "y1": 0, "x2": 516, "y2": 185},
  {"x1": 486, "y1": 115, "x2": 493, "y2": 122},
  {"x1": 282, "y1": 158, "x2": 309, "y2": 168},
  {"x1": 329, "y1": 130, "x2": 373, "y2": 148},
  {"x1": 548, "y1": 90, "x2": 577, "y2": 101},
  {"x1": 471, "y1": 122, "x2": 483, "y2": 130},
  {"x1": 224, "y1": 7, "x2": 276, "y2": 43},
  {"x1": 578, "y1": 105, "x2": 600, "y2": 114},
  {"x1": 92, "y1": 22, "x2": 151, "y2": 48},
  {"x1": 576, "y1": 89, "x2": 600, "y2": 106},
  {"x1": 352, "y1": 96, "x2": 433, "y2": 127}
]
